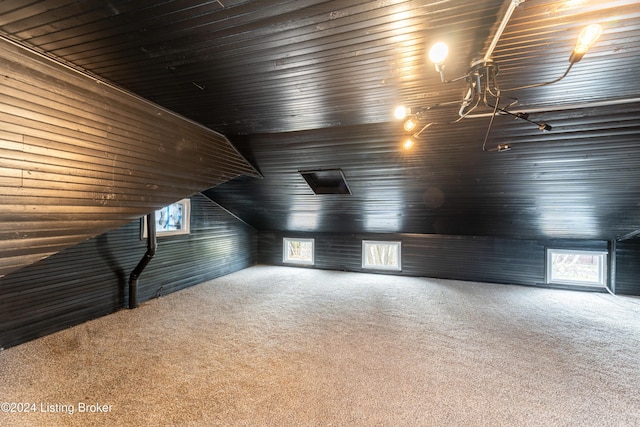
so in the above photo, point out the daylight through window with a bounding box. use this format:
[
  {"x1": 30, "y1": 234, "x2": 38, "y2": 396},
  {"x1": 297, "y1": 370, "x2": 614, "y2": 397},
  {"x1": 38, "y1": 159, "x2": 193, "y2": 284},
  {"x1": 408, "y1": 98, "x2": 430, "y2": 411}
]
[
  {"x1": 143, "y1": 198, "x2": 191, "y2": 237},
  {"x1": 362, "y1": 240, "x2": 401, "y2": 271},
  {"x1": 546, "y1": 249, "x2": 607, "y2": 287},
  {"x1": 283, "y1": 238, "x2": 315, "y2": 265}
]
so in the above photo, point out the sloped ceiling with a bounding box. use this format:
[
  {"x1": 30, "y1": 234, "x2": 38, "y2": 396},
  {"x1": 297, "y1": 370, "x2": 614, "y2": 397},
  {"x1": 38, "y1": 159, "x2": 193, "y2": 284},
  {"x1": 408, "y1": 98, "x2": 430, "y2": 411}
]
[
  {"x1": 0, "y1": 36, "x2": 259, "y2": 278},
  {"x1": 1, "y1": 0, "x2": 639, "y2": 240}
]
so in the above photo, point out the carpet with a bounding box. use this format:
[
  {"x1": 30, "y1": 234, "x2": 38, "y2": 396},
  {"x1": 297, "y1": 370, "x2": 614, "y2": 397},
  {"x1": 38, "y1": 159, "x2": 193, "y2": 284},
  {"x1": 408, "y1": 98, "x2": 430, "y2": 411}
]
[{"x1": 1, "y1": 265, "x2": 639, "y2": 426}]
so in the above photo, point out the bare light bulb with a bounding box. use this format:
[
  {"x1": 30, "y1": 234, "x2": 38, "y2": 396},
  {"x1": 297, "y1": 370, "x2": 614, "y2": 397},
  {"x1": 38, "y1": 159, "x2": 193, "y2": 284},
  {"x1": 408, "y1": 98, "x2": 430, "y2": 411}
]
[
  {"x1": 570, "y1": 24, "x2": 602, "y2": 63},
  {"x1": 403, "y1": 118, "x2": 418, "y2": 132},
  {"x1": 394, "y1": 105, "x2": 410, "y2": 120},
  {"x1": 428, "y1": 42, "x2": 449, "y2": 65},
  {"x1": 402, "y1": 138, "x2": 415, "y2": 150}
]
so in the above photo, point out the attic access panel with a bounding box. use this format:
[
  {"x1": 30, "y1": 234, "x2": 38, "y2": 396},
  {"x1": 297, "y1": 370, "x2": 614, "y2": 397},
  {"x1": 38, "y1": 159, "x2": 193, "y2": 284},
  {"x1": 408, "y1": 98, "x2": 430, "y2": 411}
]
[{"x1": 299, "y1": 169, "x2": 351, "y2": 195}]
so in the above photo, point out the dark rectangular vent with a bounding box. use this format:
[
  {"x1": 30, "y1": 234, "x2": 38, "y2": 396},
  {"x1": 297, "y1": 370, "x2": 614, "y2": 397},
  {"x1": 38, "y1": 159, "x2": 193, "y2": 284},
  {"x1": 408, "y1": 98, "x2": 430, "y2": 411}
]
[{"x1": 299, "y1": 169, "x2": 351, "y2": 195}]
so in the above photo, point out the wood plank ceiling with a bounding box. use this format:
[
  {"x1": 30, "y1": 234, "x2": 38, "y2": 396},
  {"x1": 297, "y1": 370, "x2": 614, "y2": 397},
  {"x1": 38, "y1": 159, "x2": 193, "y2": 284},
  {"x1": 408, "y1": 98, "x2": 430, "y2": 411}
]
[{"x1": 1, "y1": 0, "x2": 639, "y2": 241}]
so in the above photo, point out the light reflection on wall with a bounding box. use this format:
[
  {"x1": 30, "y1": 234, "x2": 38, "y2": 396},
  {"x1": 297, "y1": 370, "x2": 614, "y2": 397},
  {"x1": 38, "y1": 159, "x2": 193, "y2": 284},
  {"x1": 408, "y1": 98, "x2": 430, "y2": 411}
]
[
  {"x1": 537, "y1": 199, "x2": 599, "y2": 238},
  {"x1": 364, "y1": 213, "x2": 403, "y2": 232},
  {"x1": 363, "y1": 188, "x2": 406, "y2": 233},
  {"x1": 287, "y1": 198, "x2": 321, "y2": 231},
  {"x1": 389, "y1": 6, "x2": 423, "y2": 82}
]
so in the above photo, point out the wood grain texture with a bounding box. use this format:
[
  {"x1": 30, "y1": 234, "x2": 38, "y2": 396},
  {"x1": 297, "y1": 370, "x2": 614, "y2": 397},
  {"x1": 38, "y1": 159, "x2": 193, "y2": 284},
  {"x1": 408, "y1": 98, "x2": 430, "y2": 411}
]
[{"x1": 0, "y1": 37, "x2": 258, "y2": 277}]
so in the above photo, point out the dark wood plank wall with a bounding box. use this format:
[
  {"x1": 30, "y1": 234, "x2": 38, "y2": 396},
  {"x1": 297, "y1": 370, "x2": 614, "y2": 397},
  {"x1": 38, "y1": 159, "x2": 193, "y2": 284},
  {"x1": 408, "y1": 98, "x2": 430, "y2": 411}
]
[
  {"x1": 134, "y1": 195, "x2": 257, "y2": 303},
  {"x1": 259, "y1": 231, "x2": 638, "y2": 293},
  {"x1": 615, "y1": 240, "x2": 640, "y2": 296},
  {"x1": 0, "y1": 194, "x2": 256, "y2": 350},
  {"x1": 0, "y1": 37, "x2": 259, "y2": 278}
]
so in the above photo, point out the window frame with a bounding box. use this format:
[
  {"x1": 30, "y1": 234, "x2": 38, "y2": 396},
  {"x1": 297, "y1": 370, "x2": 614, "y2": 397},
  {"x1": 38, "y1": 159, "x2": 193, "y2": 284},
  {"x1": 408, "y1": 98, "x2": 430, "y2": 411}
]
[
  {"x1": 362, "y1": 240, "x2": 402, "y2": 271},
  {"x1": 283, "y1": 238, "x2": 315, "y2": 265},
  {"x1": 142, "y1": 198, "x2": 191, "y2": 238},
  {"x1": 545, "y1": 248, "x2": 607, "y2": 288}
]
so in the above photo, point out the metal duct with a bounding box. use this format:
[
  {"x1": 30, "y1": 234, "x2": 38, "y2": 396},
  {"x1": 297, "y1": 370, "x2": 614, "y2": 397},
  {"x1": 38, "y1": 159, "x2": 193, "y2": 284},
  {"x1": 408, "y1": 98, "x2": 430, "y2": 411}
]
[{"x1": 128, "y1": 212, "x2": 157, "y2": 309}]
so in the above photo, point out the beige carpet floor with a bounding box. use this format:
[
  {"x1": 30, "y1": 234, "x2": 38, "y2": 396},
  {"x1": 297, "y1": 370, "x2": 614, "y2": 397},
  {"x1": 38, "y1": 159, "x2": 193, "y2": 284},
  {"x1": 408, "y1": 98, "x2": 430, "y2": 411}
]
[{"x1": 1, "y1": 265, "x2": 639, "y2": 426}]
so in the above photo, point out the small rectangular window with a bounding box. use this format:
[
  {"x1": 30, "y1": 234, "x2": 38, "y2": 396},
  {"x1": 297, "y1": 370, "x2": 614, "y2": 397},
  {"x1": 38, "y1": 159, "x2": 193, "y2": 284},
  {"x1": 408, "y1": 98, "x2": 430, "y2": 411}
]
[
  {"x1": 142, "y1": 198, "x2": 191, "y2": 238},
  {"x1": 546, "y1": 249, "x2": 607, "y2": 288},
  {"x1": 283, "y1": 238, "x2": 315, "y2": 265},
  {"x1": 362, "y1": 240, "x2": 401, "y2": 271}
]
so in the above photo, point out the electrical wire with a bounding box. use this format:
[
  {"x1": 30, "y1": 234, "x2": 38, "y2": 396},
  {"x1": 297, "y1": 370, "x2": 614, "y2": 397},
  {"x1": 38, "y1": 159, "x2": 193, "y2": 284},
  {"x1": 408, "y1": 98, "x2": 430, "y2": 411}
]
[
  {"x1": 598, "y1": 284, "x2": 640, "y2": 309},
  {"x1": 482, "y1": 93, "x2": 501, "y2": 151},
  {"x1": 413, "y1": 122, "x2": 435, "y2": 138},
  {"x1": 408, "y1": 98, "x2": 476, "y2": 138},
  {"x1": 604, "y1": 282, "x2": 640, "y2": 305},
  {"x1": 499, "y1": 63, "x2": 574, "y2": 92},
  {"x1": 405, "y1": 57, "x2": 565, "y2": 143},
  {"x1": 455, "y1": 95, "x2": 482, "y2": 122}
]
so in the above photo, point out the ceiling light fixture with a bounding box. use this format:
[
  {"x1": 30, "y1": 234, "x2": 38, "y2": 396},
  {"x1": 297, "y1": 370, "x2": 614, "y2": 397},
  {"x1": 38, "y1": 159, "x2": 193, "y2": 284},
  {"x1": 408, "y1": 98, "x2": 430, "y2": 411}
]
[
  {"x1": 395, "y1": 0, "x2": 602, "y2": 152},
  {"x1": 402, "y1": 138, "x2": 415, "y2": 150}
]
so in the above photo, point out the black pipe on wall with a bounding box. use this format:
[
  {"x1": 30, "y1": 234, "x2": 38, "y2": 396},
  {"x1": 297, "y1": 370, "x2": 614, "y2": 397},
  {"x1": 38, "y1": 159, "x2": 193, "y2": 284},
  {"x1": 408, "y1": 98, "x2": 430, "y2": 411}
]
[
  {"x1": 0, "y1": 194, "x2": 258, "y2": 349},
  {"x1": 128, "y1": 212, "x2": 157, "y2": 309}
]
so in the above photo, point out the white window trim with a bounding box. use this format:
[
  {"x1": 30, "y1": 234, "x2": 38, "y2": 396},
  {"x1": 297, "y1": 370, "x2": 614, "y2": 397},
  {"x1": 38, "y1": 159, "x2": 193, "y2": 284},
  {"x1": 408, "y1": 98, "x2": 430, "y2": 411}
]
[
  {"x1": 283, "y1": 238, "x2": 315, "y2": 265},
  {"x1": 545, "y1": 248, "x2": 607, "y2": 288},
  {"x1": 362, "y1": 240, "x2": 402, "y2": 271},
  {"x1": 142, "y1": 198, "x2": 191, "y2": 238}
]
